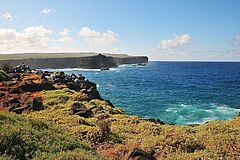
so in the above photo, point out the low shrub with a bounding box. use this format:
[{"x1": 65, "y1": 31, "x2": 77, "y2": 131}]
[
  {"x1": 0, "y1": 64, "x2": 13, "y2": 73},
  {"x1": 33, "y1": 149, "x2": 107, "y2": 160},
  {"x1": 96, "y1": 119, "x2": 112, "y2": 137},
  {"x1": 0, "y1": 70, "x2": 9, "y2": 82},
  {"x1": 0, "y1": 111, "x2": 105, "y2": 160}
]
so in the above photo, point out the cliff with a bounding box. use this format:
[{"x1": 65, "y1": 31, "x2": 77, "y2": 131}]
[{"x1": 0, "y1": 53, "x2": 148, "y2": 69}]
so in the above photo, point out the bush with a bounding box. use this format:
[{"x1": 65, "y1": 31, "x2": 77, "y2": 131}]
[
  {"x1": 0, "y1": 64, "x2": 13, "y2": 73},
  {"x1": 0, "y1": 70, "x2": 9, "y2": 82},
  {"x1": 96, "y1": 119, "x2": 112, "y2": 137},
  {"x1": 33, "y1": 149, "x2": 107, "y2": 160},
  {"x1": 0, "y1": 111, "x2": 104, "y2": 160}
]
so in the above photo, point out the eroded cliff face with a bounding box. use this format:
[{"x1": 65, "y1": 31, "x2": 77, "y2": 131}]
[
  {"x1": 0, "y1": 54, "x2": 148, "y2": 69},
  {"x1": 114, "y1": 56, "x2": 148, "y2": 65}
]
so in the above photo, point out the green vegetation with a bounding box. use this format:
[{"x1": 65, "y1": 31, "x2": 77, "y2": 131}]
[
  {"x1": 0, "y1": 111, "x2": 107, "y2": 160},
  {"x1": 0, "y1": 70, "x2": 9, "y2": 81},
  {"x1": 27, "y1": 89, "x2": 240, "y2": 159},
  {"x1": 1, "y1": 88, "x2": 239, "y2": 159},
  {"x1": 27, "y1": 89, "x2": 124, "y2": 146}
]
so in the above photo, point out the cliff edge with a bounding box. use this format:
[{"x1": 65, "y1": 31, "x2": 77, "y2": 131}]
[{"x1": 0, "y1": 53, "x2": 148, "y2": 69}]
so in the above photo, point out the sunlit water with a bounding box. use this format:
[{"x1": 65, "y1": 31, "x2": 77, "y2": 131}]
[{"x1": 44, "y1": 62, "x2": 240, "y2": 124}]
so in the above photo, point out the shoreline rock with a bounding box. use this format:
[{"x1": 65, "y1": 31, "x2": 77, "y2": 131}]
[{"x1": 0, "y1": 65, "x2": 104, "y2": 114}]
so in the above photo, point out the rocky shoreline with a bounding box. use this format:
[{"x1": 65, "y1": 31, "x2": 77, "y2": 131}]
[
  {"x1": 0, "y1": 64, "x2": 167, "y2": 160},
  {"x1": 0, "y1": 65, "x2": 239, "y2": 160},
  {"x1": 0, "y1": 65, "x2": 112, "y2": 114}
]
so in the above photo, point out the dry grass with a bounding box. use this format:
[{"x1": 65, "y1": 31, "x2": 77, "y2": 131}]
[{"x1": 24, "y1": 89, "x2": 240, "y2": 160}]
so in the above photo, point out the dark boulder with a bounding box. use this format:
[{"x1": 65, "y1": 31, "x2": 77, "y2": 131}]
[
  {"x1": 11, "y1": 105, "x2": 28, "y2": 114},
  {"x1": 66, "y1": 82, "x2": 80, "y2": 91},
  {"x1": 18, "y1": 84, "x2": 42, "y2": 92},
  {"x1": 8, "y1": 103, "x2": 21, "y2": 112},
  {"x1": 31, "y1": 97, "x2": 44, "y2": 111},
  {"x1": 128, "y1": 148, "x2": 156, "y2": 160},
  {"x1": 71, "y1": 102, "x2": 92, "y2": 118},
  {"x1": 8, "y1": 97, "x2": 43, "y2": 114},
  {"x1": 10, "y1": 88, "x2": 21, "y2": 94},
  {"x1": 87, "y1": 86, "x2": 102, "y2": 100},
  {"x1": 71, "y1": 102, "x2": 84, "y2": 114},
  {"x1": 41, "y1": 81, "x2": 56, "y2": 90},
  {"x1": 8, "y1": 98, "x2": 20, "y2": 104},
  {"x1": 145, "y1": 118, "x2": 165, "y2": 125},
  {"x1": 75, "y1": 109, "x2": 93, "y2": 118},
  {"x1": 0, "y1": 92, "x2": 6, "y2": 98},
  {"x1": 18, "y1": 82, "x2": 55, "y2": 92}
]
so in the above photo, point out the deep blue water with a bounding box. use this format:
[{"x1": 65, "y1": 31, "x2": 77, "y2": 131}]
[{"x1": 45, "y1": 62, "x2": 240, "y2": 124}]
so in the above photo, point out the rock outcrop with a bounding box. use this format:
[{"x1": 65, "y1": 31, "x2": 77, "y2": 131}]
[{"x1": 0, "y1": 67, "x2": 102, "y2": 114}]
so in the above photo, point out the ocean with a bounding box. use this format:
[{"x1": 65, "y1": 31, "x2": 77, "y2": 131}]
[{"x1": 45, "y1": 62, "x2": 240, "y2": 124}]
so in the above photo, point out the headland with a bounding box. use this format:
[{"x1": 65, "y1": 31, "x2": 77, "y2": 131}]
[{"x1": 0, "y1": 52, "x2": 148, "y2": 69}]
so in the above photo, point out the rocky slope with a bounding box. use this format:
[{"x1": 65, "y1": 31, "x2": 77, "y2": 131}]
[
  {"x1": 0, "y1": 68, "x2": 239, "y2": 160},
  {"x1": 0, "y1": 53, "x2": 148, "y2": 69}
]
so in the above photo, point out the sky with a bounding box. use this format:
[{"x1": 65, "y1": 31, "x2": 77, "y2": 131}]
[{"x1": 0, "y1": 0, "x2": 240, "y2": 61}]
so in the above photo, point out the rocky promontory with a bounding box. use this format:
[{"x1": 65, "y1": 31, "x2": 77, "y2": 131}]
[{"x1": 0, "y1": 53, "x2": 148, "y2": 69}]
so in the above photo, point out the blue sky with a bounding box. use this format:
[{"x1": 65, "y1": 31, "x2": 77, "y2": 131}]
[{"x1": 0, "y1": 0, "x2": 240, "y2": 60}]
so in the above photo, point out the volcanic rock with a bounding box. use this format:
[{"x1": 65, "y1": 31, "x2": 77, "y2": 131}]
[
  {"x1": 71, "y1": 102, "x2": 92, "y2": 118},
  {"x1": 66, "y1": 82, "x2": 80, "y2": 91},
  {"x1": 128, "y1": 148, "x2": 156, "y2": 160},
  {"x1": 145, "y1": 118, "x2": 165, "y2": 125}
]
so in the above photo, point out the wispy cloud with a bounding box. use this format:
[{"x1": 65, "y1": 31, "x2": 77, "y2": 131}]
[
  {"x1": 41, "y1": 8, "x2": 54, "y2": 15},
  {"x1": 161, "y1": 34, "x2": 191, "y2": 49},
  {"x1": 1, "y1": 12, "x2": 12, "y2": 20},
  {"x1": 79, "y1": 27, "x2": 119, "y2": 45}
]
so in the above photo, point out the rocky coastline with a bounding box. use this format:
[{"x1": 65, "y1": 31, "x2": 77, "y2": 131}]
[{"x1": 0, "y1": 64, "x2": 239, "y2": 160}]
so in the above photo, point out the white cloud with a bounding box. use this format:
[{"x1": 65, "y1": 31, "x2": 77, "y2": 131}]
[
  {"x1": 161, "y1": 34, "x2": 191, "y2": 49},
  {"x1": 55, "y1": 36, "x2": 73, "y2": 43},
  {"x1": 0, "y1": 26, "x2": 74, "y2": 52},
  {"x1": 41, "y1": 8, "x2": 54, "y2": 15},
  {"x1": 59, "y1": 28, "x2": 71, "y2": 36},
  {"x1": 0, "y1": 26, "x2": 77, "y2": 52},
  {"x1": 79, "y1": 27, "x2": 119, "y2": 45},
  {"x1": 57, "y1": 28, "x2": 73, "y2": 43},
  {"x1": 1, "y1": 12, "x2": 12, "y2": 20}
]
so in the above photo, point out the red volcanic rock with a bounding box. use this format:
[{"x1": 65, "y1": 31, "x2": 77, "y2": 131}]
[
  {"x1": 0, "y1": 70, "x2": 104, "y2": 114},
  {"x1": 0, "y1": 74, "x2": 44, "y2": 114}
]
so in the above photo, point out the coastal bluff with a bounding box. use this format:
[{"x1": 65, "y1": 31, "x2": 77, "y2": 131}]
[{"x1": 0, "y1": 52, "x2": 148, "y2": 69}]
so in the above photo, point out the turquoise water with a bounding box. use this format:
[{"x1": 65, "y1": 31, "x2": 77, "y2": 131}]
[{"x1": 45, "y1": 62, "x2": 240, "y2": 124}]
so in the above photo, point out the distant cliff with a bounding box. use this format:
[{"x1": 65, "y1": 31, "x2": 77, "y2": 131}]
[{"x1": 0, "y1": 53, "x2": 148, "y2": 69}]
